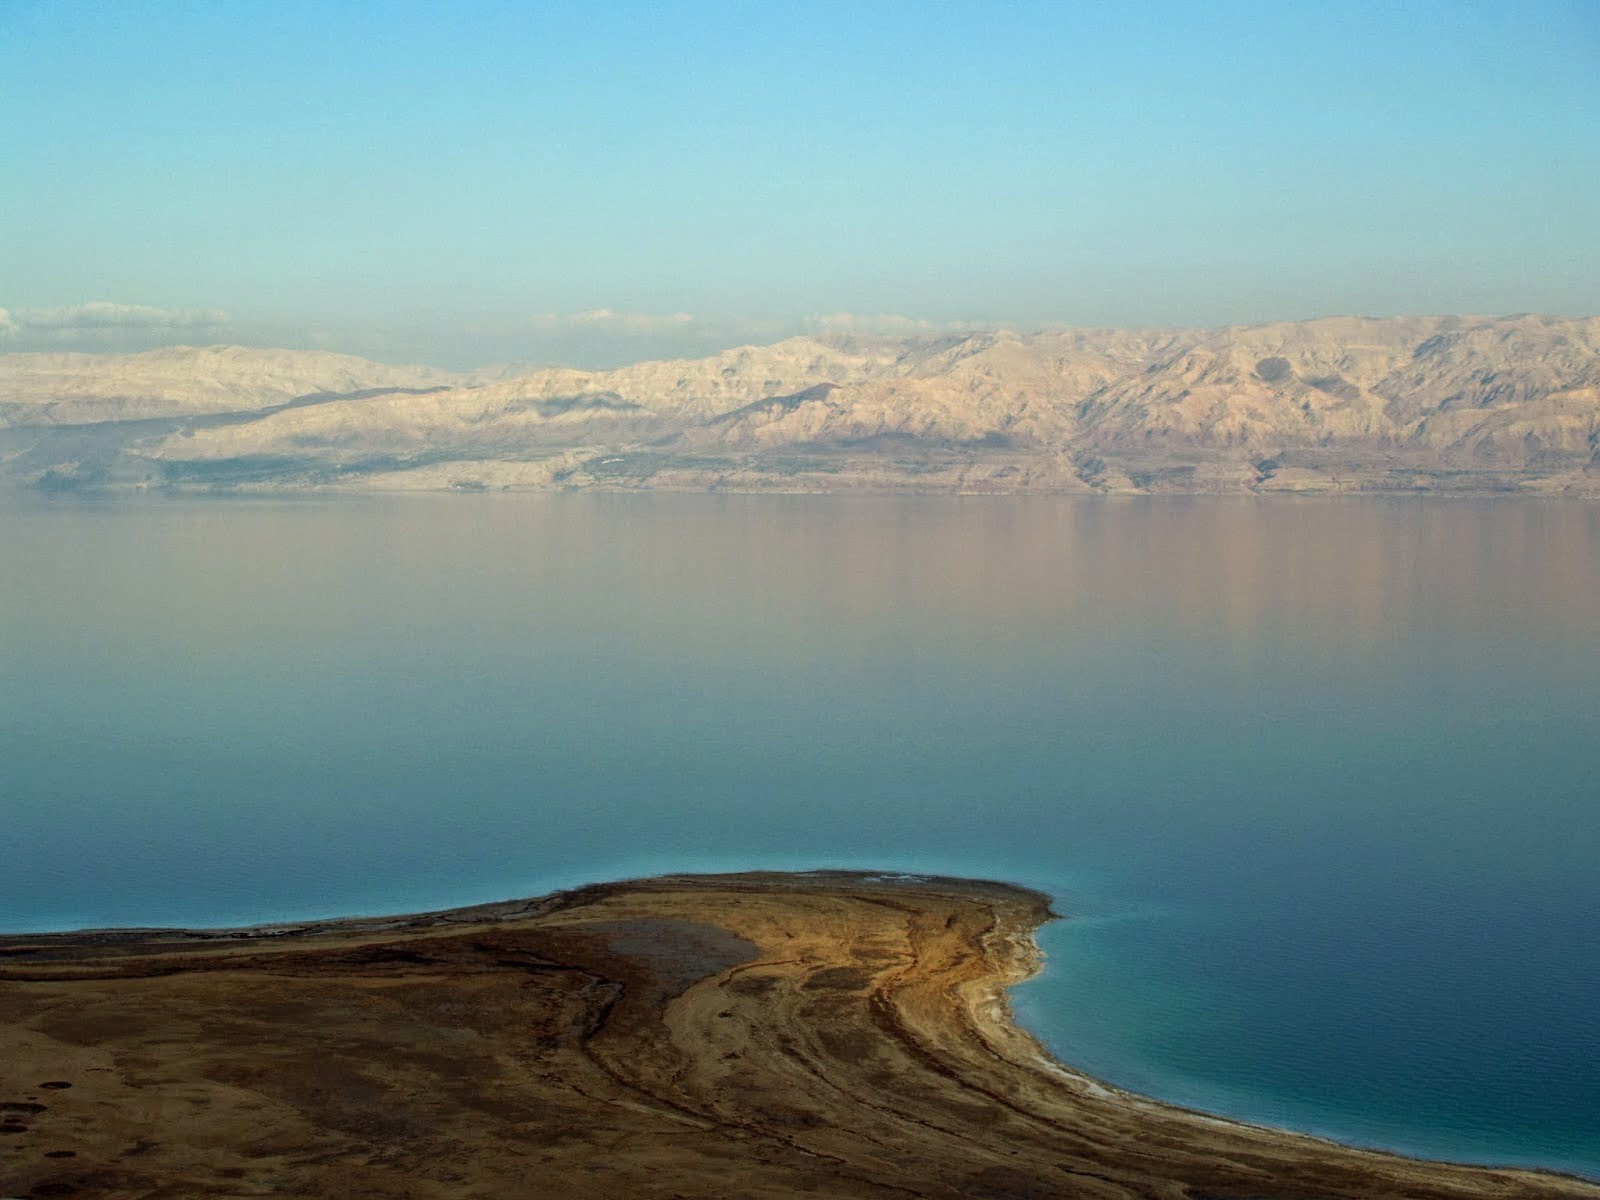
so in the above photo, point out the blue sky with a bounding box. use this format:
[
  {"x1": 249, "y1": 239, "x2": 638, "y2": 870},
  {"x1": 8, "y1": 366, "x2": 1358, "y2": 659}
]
[{"x1": 2, "y1": 0, "x2": 1597, "y2": 367}]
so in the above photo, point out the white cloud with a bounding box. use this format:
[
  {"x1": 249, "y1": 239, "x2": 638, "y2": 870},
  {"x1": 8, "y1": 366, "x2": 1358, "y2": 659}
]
[
  {"x1": 0, "y1": 303, "x2": 231, "y2": 350},
  {"x1": 802, "y1": 312, "x2": 986, "y2": 337},
  {"x1": 6, "y1": 301, "x2": 229, "y2": 334},
  {"x1": 521, "y1": 307, "x2": 979, "y2": 349},
  {"x1": 529, "y1": 309, "x2": 699, "y2": 334}
]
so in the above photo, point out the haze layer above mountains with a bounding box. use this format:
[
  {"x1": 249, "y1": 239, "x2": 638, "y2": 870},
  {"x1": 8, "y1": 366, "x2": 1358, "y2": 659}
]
[{"x1": 4, "y1": 315, "x2": 1597, "y2": 496}]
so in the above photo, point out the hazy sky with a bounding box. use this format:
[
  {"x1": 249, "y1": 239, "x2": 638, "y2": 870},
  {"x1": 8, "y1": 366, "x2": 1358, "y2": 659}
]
[{"x1": 3, "y1": 0, "x2": 1597, "y2": 367}]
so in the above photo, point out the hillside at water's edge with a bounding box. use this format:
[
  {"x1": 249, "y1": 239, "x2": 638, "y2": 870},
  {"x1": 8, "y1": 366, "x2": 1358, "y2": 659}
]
[{"x1": 4, "y1": 315, "x2": 1598, "y2": 495}]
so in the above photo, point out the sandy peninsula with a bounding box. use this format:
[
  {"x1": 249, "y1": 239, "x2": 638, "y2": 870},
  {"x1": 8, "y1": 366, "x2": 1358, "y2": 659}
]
[{"x1": 1, "y1": 871, "x2": 1594, "y2": 1199}]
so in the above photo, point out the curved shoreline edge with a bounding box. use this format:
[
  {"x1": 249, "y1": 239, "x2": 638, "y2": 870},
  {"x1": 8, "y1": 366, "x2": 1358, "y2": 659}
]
[{"x1": 2, "y1": 870, "x2": 1595, "y2": 1199}]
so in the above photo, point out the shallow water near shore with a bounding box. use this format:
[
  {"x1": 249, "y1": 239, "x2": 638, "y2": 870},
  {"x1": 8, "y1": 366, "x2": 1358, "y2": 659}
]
[{"x1": 3, "y1": 493, "x2": 1597, "y2": 1177}]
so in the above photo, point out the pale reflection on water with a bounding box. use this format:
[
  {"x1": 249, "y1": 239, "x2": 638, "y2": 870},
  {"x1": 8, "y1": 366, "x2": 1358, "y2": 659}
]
[{"x1": 8, "y1": 492, "x2": 1596, "y2": 644}]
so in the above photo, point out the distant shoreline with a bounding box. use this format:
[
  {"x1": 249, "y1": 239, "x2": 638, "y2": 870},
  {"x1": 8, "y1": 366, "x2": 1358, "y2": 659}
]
[
  {"x1": 6, "y1": 481, "x2": 1600, "y2": 501},
  {"x1": 3, "y1": 870, "x2": 1594, "y2": 1198}
]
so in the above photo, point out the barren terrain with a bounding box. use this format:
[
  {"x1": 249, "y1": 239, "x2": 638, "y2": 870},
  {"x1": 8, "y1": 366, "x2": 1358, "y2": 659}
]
[
  {"x1": 3, "y1": 872, "x2": 1594, "y2": 1199},
  {"x1": 3, "y1": 315, "x2": 1598, "y2": 495}
]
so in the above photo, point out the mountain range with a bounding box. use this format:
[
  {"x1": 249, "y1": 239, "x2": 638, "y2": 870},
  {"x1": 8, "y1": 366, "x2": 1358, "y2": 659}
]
[{"x1": 3, "y1": 314, "x2": 1598, "y2": 495}]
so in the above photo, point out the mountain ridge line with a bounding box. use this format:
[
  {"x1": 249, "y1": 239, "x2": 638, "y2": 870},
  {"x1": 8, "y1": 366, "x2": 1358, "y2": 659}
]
[{"x1": 4, "y1": 313, "x2": 1597, "y2": 496}]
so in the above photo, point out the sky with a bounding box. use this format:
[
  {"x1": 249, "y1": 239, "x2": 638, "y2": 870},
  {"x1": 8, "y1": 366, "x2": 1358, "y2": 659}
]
[{"x1": 2, "y1": 0, "x2": 1597, "y2": 368}]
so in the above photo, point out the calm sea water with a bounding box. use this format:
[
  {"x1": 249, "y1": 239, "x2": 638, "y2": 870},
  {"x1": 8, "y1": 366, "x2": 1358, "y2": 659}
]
[{"x1": 2, "y1": 494, "x2": 1596, "y2": 1177}]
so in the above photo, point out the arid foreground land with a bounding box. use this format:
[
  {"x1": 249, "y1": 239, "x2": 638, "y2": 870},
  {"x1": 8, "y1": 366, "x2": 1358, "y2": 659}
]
[{"x1": 2, "y1": 872, "x2": 1594, "y2": 1199}]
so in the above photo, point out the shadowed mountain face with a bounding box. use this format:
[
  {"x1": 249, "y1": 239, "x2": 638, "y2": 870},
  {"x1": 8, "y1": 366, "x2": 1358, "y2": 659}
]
[{"x1": 3, "y1": 315, "x2": 1598, "y2": 494}]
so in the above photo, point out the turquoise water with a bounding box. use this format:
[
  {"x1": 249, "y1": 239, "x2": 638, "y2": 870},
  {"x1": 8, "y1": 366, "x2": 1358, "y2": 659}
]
[{"x1": 2, "y1": 494, "x2": 1596, "y2": 1178}]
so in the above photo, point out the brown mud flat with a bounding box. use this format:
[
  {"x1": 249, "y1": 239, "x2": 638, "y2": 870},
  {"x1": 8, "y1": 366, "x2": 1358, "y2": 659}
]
[{"x1": 1, "y1": 871, "x2": 1594, "y2": 1199}]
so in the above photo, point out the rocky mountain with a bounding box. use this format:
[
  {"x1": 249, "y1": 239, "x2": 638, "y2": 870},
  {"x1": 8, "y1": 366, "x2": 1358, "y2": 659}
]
[
  {"x1": 0, "y1": 344, "x2": 471, "y2": 427},
  {"x1": 3, "y1": 316, "x2": 1597, "y2": 495}
]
